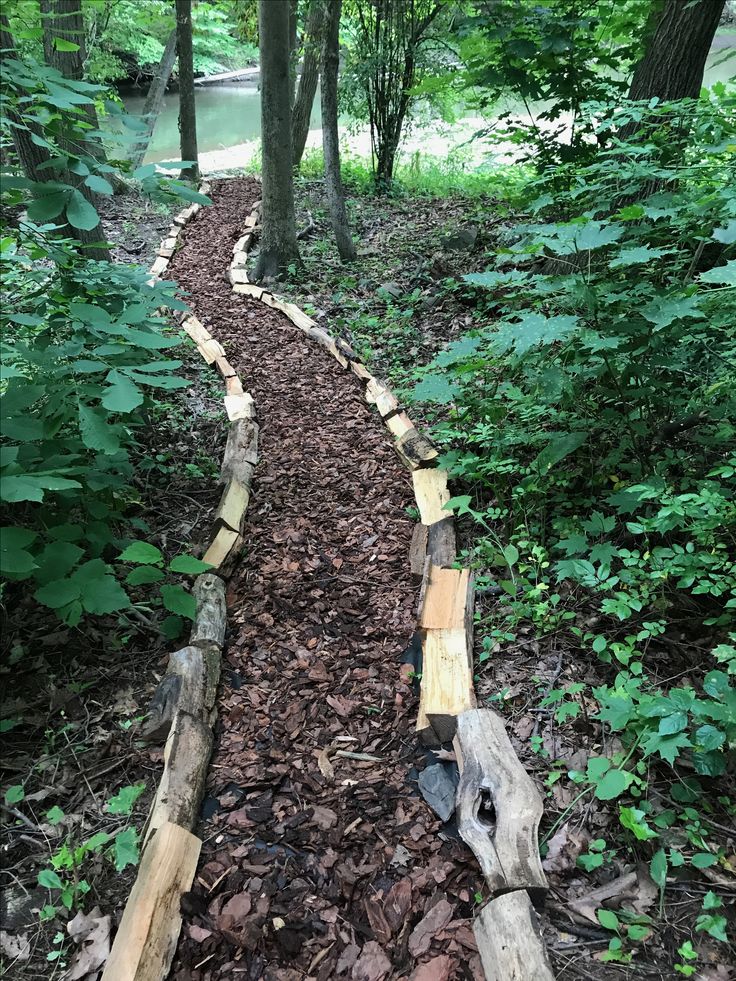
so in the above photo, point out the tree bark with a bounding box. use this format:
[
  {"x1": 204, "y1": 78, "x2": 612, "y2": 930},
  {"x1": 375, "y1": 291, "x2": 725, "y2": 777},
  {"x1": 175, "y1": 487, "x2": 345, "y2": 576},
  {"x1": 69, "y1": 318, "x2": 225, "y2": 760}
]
[
  {"x1": 627, "y1": 0, "x2": 724, "y2": 102},
  {"x1": 255, "y1": 0, "x2": 300, "y2": 279},
  {"x1": 292, "y1": 0, "x2": 322, "y2": 168},
  {"x1": 130, "y1": 27, "x2": 178, "y2": 169},
  {"x1": 320, "y1": 0, "x2": 356, "y2": 261},
  {"x1": 176, "y1": 0, "x2": 199, "y2": 181}
]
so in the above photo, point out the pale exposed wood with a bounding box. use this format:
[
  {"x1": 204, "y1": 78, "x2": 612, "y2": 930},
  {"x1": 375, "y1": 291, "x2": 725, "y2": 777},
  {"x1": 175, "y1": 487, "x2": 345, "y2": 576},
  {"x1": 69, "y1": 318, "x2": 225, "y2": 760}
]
[
  {"x1": 229, "y1": 267, "x2": 250, "y2": 285},
  {"x1": 167, "y1": 225, "x2": 181, "y2": 240},
  {"x1": 182, "y1": 316, "x2": 211, "y2": 346},
  {"x1": 141, "y1": 646, "x2": 206, "y2": 743},
  {"x1": 232, "y1": 250, "x2": 249, "y2": 266},
  {"x1": 416, "y1": 703, "x2": 439, "y2": 745},
  {"x1": 233, "y1": 283, "x2": 266, "y2": 300},
  {"x1": 202, "y1": 526, "x2": 242, "y2": 571},
  {"x1": 101, "y1": 822, "x2": 200, "y2": 981},
  {"x1": 305, "y1": 326, "x2": 349, "y2": 368},
  {"x1": 351, "y1": 361, "x2": 373, "y2": 382},
  {"x1": 427, "y1": 516, "x2": 457, "y2": 565},
  {"x1": 158, "y1": 247, "x2": 174, "y2": 259},
  {"x1": 412, "y1": 468, "x2": 450, "y2": 525},
  {"x1": 214, "y1": 477, "x2": 250, "y2": 534},
  {"x1": 221, "y1": 419, "x2": 259, "y2": 484},
  {"x1": 454, "y1": 709, "x2": 548, "y2": 897},
  {"x1": 335, "y1": 337, "x2": 359, "y2": 362},
  {"x1": 173, "y1": 204, "x2": 199, "y2": 226},
  {"x1": 366, "y1": 378, "x2": 399, "y2": 418},
  {"x1": 386, "y1": 411, "x2": 414, "y2": 439},
  {"x1": 421, "y1": 627, "x2": 476, "y2": 743},
  {"x1": 149, "y1": 256, "x2": 169, "y2": 278},
  {"x1": 234, "y1": 235, "x2": 251, "y2": 253},
  {"x1": 226, "y1": 375, "x2": 244, "y2": 396},
  {"x1": 244, "y1": 213, "x2": 258, "y2": 229},
  {"x1": 190, "y1": 573, "x2": 227, "y2": 649},
  {"x1": 224, "y1": 392, "x2": 256, "y2": 421},
  {"x1": 276, "y1": 299, "x2": 316, "y2": 331},
  {"x1": 420, "y1": 566, "x2": 470, "y2": 631},
  {"x1": 396, "y1": 428, "x2": 439, "y2": 469},
  {"x1": 409, "y1": 524, "x2": 428, "y2": 578},
  {"x1": 197, "y1": 337, "x2": 225, "y2": 364},
  {"x1": 214, "y1": 357, "x2": 237, "y2": 379},
  {"x1": 474, "y1": 891, "x2": 554, "y2": 981}
]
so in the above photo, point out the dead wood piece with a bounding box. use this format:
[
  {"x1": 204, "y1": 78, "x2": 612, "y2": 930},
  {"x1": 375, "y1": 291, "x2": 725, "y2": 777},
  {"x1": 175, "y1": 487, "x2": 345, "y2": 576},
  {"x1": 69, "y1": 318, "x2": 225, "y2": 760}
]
[
  {"x1": 409, "y1": 524, "x2": 428, "y2": 578},
  {"x1": 182, "y1": 317, "x2": 211, "y2": 346},
  {"x1": 412, "y1": 468, "x2": 450, "y2": 525},
  {"x1": 386, "y1": 411, "x2": 414, "y2": 440},
  {"x1": 101, "y1": 822, "x2": 200, "y2": 981},
  {"x1": 421, "y1": 628, "x2": 476, "y2": 744},
  {"x1": 145, "y1": 711, "x2": 213, "y2": 843},
  {"x1": 427, "y1": 517, "x2": 457, "y2": 566},
  {"x1": 214, "y1": 477, "x2": 250, "y2": 534},
  {"x1": 278, "y1": 300, "x2": 317, "y2": 331},
  {"x1": 229, "y1": 267, "x2": 250, "y2": 285},
  {"x1": 162, "y1": 237, "x2": 178, "y2": 250},
  {"x1": 233, "y1": 235, "x2": 250, "y2": 253},
  {"x1": 202, "y1": 526, "x2": 242, "y2": 573},
  {"x1": 224, "y1": 392, "x2": 256, "y2": 421},
  {"x1": 226, "y1": 375, "x2": 244, "y2": 396},
  {"x1": 454, "y1": 709, "x2": 548, "y2": 897},
  {"x1": 215, "y1": 356, "x2": 237, "y2": 379},
  {"x1": 221, "y1": 419, "x2": 259, "y2": 484},
  {"x1": 305, "y1": 325, "x2": 349, "y2": 367},
  {"x1": 149, "y1": 256, "x2": 168, "y2": 277},
  {"x1": 141, "y1": 646, "x2": 206, "y2": 744},
  {"x1": 351, "y1": 361, "x2": 373, "y2": 383},
  {"x1": 366, "y1": 378, "x2": 399, "y2": 418},
  {"x1": 190, "y1": 573, "x2": 227, "y2": 649},
  {"x1": 173, "y1": 204, "x2": 199, "y2": 226},
  {"x1": 232, "y1": 250, "x2": 248, "y2": 266},
  {"x1": 335, "y1": 337, "x2": 359, "y2": 362},
  {"x1": 420, "y1": 566, "x2": 470, "y2": 631},
  {"x1": 396, "y1": 428, "x2": 439, "y2": 470},
  {"x1": 416, "y1": 703, "x2": 439, "y2": 745},
  {"x1": 197, "y1": 337, "x2": 225, "y2": 364},
  {"x1": 158, "y1": 247, "x2": 174, "y2": 259},
  {"x1": 167, "y1": 225, "x2": 181, "y2": 241},
  {"x1": 474, "y1": 891, "x2": 554, "y2": 981},
  {"x1": 233, "y1": 283, "x2": 265, "y2": 300},
  {"x1": 244, "y1": 213, "x2": 258, "y2": 229}
]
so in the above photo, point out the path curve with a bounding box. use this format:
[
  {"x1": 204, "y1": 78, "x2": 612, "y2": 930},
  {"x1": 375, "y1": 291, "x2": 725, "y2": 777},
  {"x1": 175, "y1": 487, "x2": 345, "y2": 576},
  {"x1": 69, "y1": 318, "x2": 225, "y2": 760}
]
[{"x1": 166, "y1": 179, "x2": 482, "y2": 980}]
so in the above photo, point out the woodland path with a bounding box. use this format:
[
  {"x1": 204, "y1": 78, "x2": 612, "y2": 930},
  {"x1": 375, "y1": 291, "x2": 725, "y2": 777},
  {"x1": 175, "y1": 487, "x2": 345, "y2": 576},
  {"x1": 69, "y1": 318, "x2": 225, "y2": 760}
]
[{"x1": 166, "y1": 179, "x2": 483, "y2": 981}]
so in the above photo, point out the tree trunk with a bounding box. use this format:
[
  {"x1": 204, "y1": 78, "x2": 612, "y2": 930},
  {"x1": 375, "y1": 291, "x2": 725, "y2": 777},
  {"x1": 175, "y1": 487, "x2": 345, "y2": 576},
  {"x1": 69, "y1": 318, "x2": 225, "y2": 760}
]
[
  {"x1": 320, "y1": 0, "x2": 356, "y2": 262},
  {"x1": 176, "y1": 0, "x2": 199, "y2": 182},
  {"x1": 130, "y1": 27, "x2": 178, "y2": 169},
  {"x1": 255, "y1": 0, "x2": 300, "y2": 279},
  {"x1": 627, "y1": 0, "x2": 724, "y2": 102},
  {"x1": 292, "y1": 0, "x2": 322, "y2": 168},
  {"x1": 32, "y1": 2, "x2": 110, "y2": 258}
]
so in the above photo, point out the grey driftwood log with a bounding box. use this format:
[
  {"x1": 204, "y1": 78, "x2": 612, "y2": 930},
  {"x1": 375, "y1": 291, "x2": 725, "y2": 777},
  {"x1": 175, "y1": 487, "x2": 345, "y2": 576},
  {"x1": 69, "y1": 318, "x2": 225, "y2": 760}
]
[{"x1": 474, "y1": 890, "x2": 555, "y2": 981}]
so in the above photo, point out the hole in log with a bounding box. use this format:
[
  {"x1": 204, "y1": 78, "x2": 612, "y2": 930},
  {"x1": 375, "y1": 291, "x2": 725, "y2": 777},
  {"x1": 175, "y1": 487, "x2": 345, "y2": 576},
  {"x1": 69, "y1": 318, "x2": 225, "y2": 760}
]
[{"x1": 477, "y1": 787, "x2": 496, "y2": 831}]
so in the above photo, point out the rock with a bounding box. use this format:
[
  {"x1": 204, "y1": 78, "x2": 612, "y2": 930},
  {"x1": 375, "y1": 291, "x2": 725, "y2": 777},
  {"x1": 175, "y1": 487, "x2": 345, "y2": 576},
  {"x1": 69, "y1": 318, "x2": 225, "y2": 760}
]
[
  {"x1": 441, "y1": 226, "x2": 479, "y2": 251},
  {"x1": 418, "y1": 763, "x2": 459, "y2": 822}
]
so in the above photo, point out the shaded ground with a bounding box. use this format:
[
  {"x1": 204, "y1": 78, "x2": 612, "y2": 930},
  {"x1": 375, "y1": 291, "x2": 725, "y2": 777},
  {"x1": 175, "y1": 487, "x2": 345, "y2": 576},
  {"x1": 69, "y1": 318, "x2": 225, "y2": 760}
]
[{"x1": 165, "y1": 179, "x2": 484, "y2": 981}]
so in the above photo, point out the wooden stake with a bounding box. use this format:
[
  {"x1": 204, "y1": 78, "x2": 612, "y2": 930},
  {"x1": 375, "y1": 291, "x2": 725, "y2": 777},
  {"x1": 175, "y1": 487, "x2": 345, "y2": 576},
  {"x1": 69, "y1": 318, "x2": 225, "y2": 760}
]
[
  {"x1": 474, "y1": 891, "x2": 554, "y2": 981},
  {"x1": 454, "y1": 709, "x2": 548, "y2": 897},
  {"x1": 101, "y1": 822, "x2": 200, "y2": 981},
  {"x1": 412, "y1": 468, "x2": 450, "y2": 525}
]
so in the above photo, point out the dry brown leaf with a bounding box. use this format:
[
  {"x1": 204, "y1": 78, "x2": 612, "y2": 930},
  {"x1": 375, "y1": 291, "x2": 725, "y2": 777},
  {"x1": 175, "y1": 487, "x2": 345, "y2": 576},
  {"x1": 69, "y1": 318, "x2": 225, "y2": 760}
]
[
  {"x1": 65, "y1": 907, "x2": 110, "y2": 980},
  {"x1": 0, "y1": 931, "x2": 30, "y2": 962}
]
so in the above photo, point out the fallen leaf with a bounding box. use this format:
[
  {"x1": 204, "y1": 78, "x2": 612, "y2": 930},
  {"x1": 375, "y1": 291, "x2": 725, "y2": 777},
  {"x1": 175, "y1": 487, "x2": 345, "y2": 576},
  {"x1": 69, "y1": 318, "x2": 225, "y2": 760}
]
[
  {"x1": 0, "y1": 931, "x2": 30, "y2": 962},
  {"x1": 569, "y1": 872, "x2": 638, "y2": 924},
  {"x1": 390, "y1": 844, "x2": 411, "y2": 868},
  {"x1": 408, "y1": 899, "x2": 454, "y2": 958},
  {"x1": 65, "y1": 907, "x2": 111, "y2": 980},
  {"x1": 383, "y1": 879, "x2": 412, "y2": 933}
]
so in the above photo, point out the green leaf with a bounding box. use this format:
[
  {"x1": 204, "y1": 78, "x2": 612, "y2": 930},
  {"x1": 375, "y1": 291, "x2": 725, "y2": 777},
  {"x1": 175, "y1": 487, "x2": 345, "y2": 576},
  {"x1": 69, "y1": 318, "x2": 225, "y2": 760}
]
[
  {"x1": 502, "y1": 544, "x2": 519, "y2": 567},
  {"x1": 596, "y1": 908, "x2": 620, "y2": 931},
  {"x1": 650, "y1": 849, "x2": 667, "y2": 890},
  {"x1": 78, "y1": 573, "x2": 129, "y2": 615},
  {"x1": 46, "y1": 806, "x2": 65, "y2": 825},
  {"x1": 494, "y1": 312, "x2": 580, "y2": 355},
  {"x1": 118, "y1": 542, "x2": 163, "y2": 565},
  {"x1": 53, "y1": 37, "x2": 80, "y2": 51},
  {"x1": 84, "y1": 175, "x2": 114, "y2": 195},
  {"x1": 168, "y1": 555, "x2": 213, "y2": 574},
  {"x1": 533, "y1": 432, "x2": 587, "y2": 473},
  {"x1": 627, "y1": 924, "x2": 650, "y2": 941},
  {"x1": 695, "y1": 724, "x2": 725, "y2": 751},
  {"x1": 699, "y1": 259, "x2": 736, "y2": 285},
  {"x1": 0, "y1": 526, "x2": 38, "y2": 576},
  {"x1": 411, "y1": 373, "x2": 460, "y2": 405},
  {"x1": 35, "y1": 578, "x2": 82, "y2": 610},
  {"x1": 609, "y1": 245, "x2": 671, "y2": 267},
  {"x1": 5, "y1": 785, "x2": 25, "y2": 805},
  {"x1": 161, "y1": 584, "x2": 196, "y2": 619},
  {"x1": 594, "y1": 768, "x2": 634, "y2": 801},
  {"x1": 113, "y1": 827, "x2": 140, "y2": 872},
  {"x1": 125, "y1": 565, "x2": 165, "y2": 586},
  {"x1": 692, "y1": 852, "x2": 717, "y2": 868},
  {"x1": 619, "y1": 806, "x2": 657, "y2": 841},
  {"x1": 101, "y1": 372, "x2": 144, "y2": 413},
  {"x1": 66, "y1": 190, "x2": 101, "y2": 231},
  {"x1": 642, "y1": 294, "x2": 704, "y2": 330},
  {"x1": 107, "y1": 782, "x2": 146, "y2": 815},
  {"x1": 78, "y1": 404, "x2": 120, "y2": 454},
  {"x1": 38, "y1": 869, "x2": 64, "y2": 890},
  {"x1": 659, "y1": 712, "x2": 688, "y2": 735}
]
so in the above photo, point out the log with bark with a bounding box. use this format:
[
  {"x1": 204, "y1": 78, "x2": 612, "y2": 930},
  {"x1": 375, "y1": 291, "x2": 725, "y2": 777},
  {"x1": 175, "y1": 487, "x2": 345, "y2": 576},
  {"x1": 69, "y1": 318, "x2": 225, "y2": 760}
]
[{"x1": 473, "y1": 890, "x2": 555, "y2": 981}]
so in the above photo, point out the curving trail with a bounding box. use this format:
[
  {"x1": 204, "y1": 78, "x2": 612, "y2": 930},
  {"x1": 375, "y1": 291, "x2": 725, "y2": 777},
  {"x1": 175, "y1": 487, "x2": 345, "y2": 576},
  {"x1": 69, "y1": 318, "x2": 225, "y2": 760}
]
[{"x1": 166, "y1": 179, "x2": 481, "y2": 981}]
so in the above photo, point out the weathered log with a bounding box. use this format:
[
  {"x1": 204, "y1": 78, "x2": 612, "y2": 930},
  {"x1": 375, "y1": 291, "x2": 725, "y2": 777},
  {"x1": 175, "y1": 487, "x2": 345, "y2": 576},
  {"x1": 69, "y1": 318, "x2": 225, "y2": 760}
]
[
  {"x1": 305, "y1": 326, "x2": 349, "y2": 367},
  {"x1": 473, "y1": 891, "x2": 554, "y2": 981},
  {"x1": 214, "y1": 356, "x2": 237, "y2": 379},
  {"x1": 214, "y1": 477, "x2": 250, "y2": 534},
  {"x1": 409, "y1": 524, "x2": 428, "y2": 578},
  {"x1": 224, "y1": 392, "x2": 256, "y2": 421},
  {"x1": 140, "y1": 646, "x2": 206, "y2": 744},
  {"x1": 149, "y1": 256, "x2": 168, "y2": 278},
  {"x1": 351, "y1": 361, "x2": 373, "y2": 383},
  {"x1": 421, "y1": 628, "x2": 476, "y2": 743},
  {"x1": 221, "y1": 419, "x2": 259, "y2": 485},
  {"x1": 412, "y1": 468, "x2": 450, "y2": 525},
  {"x1": 190, "y1": 573, "x2": 227, "y2": 649},
  {"x1": 226, "y1": 375, "x2": 244, "y2": 396},
  {"x1": 274, "y1": 299, "x2": 316, "y2": 331},
  {"x1": 454, "y1": 709, "x2": 548, "y2": 898},
  {"x1": 197, "y1": 337, "x2": 225, "y2": 364},
  {"x1": 233, "y1": 283, "x2": 266, "y2": 300},
  {"x1": 101, "y1": 822, "x2": 200, "y2": 981},
  {"x1": 396, "y1": 428, "x2": 439, "y2": 470},
  {"x1": 427, "y1": 517, "x2": 456, "y2": 565},
  {"x1": 182, "y1": 316, "x2": 211, "y2": 346},
  {"x1": 145, "y1": 711, "x2": 212, "y2": 843},
  {"x1": 365, "y1": 378, "x2": 399, "y2": 418},
  {"x1": 229, "y1": 267, "x2": 250, "y2": 285}
]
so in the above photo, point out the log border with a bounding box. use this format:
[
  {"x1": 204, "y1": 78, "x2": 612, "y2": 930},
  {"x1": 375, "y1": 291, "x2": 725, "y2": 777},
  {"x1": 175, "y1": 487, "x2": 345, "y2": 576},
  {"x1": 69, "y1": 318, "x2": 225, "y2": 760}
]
[
  {"x1": 230, "y1": 189, "x2": 554, "y2": 980},
  {"x1": 102, "y1": 182, "x2": 258, "y2": 981}
]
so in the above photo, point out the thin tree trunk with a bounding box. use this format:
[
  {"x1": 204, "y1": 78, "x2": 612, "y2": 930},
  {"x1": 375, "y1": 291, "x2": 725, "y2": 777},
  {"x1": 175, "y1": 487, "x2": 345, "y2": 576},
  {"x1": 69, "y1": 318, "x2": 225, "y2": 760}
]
[
  {"x1": 130, "y1": 27, "x2": 177, "y2": 169},
  {"x1": 292, "y1": 0, "x2": 322, "y2": 168},
  {"x1": 33, "y1": 1, "x2": 109, "y2": 258},
  {"x1": 320, "y1": 0, "x2": 355, "y2": 261},
  {"x1": 627, "y1": 0, "x2": 724, "y2": 103},
  {"x1": 255, "y1": 0, "x2": 300, "y2": 279},
  {"x1": 176, "y1": 0, "x2": 199, "y2": 181}
]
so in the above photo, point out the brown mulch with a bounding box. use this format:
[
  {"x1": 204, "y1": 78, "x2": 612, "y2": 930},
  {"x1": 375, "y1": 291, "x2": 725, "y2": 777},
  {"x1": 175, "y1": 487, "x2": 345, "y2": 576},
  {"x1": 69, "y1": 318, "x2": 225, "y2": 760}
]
[{"x1": 165, "y1": 178, "x2": 483, "y2": 981}]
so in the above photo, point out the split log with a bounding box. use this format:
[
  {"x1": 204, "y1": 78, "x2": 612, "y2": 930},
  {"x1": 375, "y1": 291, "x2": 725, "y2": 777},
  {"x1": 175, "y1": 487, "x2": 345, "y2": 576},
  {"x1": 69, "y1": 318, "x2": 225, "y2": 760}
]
[
  {"x1": 335, "y1": 337, "x2": 359, "y2": 362},
  {"x1": 158, "y1": 247, "x2": 174, "y2": 259},
  {"x1": 149, "y1": 256, "x2": 168, "y2": 278},
  {"x1": 416, "y1": 705, "x2": 439, "y2": 745},
  {"x1": 427, "y1": 517, "x2": 457, "y2": 565},
  {"x1": 197, "y1": 337, "x2": 225, "y2": 364},
  {"x1": 140, "y1": 646, "x2": 206, "y2": 743},
  {"x1": 214, "y1": 477, "x2": 250, "y2": 534},
  {"x1": 221, "y1": 419, "x2": 259, "y2": 484},
  {"x1": 229, "y1": 267, "x2": 250, "y2": 285},
  {"x1": 182, "y1": 317, "x2": 211, "y2": 346},
  {"x1": 421, "y1": 629, "x2": 475, "y2": 743},
  {"x1": 366, "y1": 378, "x2": 399, "y2": 418},
  {"x1": 351, "y1": 361, "x2": 373, "y2": 383},
  {"x1": 232, "y1": 250, "x2": 249, "y2": 266},
  {"x1": 190, "y1": 573, "x2": 227, "y2": 649},
  {"x1": 167, "y1": 225, "x2": 181, "y2": 241},
  {"x1": 233, "y1": 283, "x2": 266, "y2": 300},
  {"x1": 412, "y1": 468, "x2": 450, "y2": 525},
  {"x1": 305, "y1": 326, "x2": 349, "y2": 368},
  {"x1": 202, "y1": 526, "x2": 242, "y2": 573},
  {"x1": 386, "y1": 411, "x2": 414, "y2": 440},
  {"x1": 409, "y1": 524, "x2": 428, "y2": 578},
  {"x1": 396, "y1": 428, "x2": 439, "y2": 470},
  {"x1": 226, "y1": 375, "x2": 244, "y2": 396},
  {"x1": 224, "y1": 392, "x2": 256, "y2": 421},
  {"x1": 234, "y1": 234, "x2": 251, "y2": 253},
  {"x1": 473, "y1": 891, "x2": 554, "y2": 981},
  {"x1": 275, "y1": 299, "x2": 317, "y2": 331},
  {"x1": 100, "y1": 822, "x2": 200, "y2": 981},
  {"x1": 214, "y1": 357, "x2": 237, "y2": 379},
  {"x1": 419, "y1": 566, "x2": 470, "y2": 630},
  {"x1": 454, "y1": 709, "x2": 548, "y2": 898}
]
